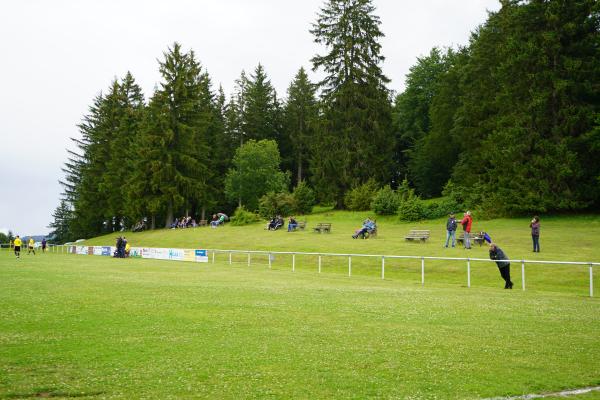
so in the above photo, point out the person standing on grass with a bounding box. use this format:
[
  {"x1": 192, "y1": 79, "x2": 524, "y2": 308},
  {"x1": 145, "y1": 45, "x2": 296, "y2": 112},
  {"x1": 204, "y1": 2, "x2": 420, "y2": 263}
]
[
  {"x1": 27, "y1": 237, "x2": 36, "y2": 255},
  {"x1": 530, "y1": 216, "x2": 540, "y2": 253},
  {"x1": 41, "y1": 238, "x2": 47, "y2": 252},
  {"x1": 489, "y1": 243, "x2": 513, "y2": 289},
  {"x1": 444, "y1": 213, "x2": 457, "y2": 248},
  {"x1": 13, "y1": 235, "x2": 22, "y2": 259},
  {"x1": 459, "y1": 211, "x2": 473, "y2": 249}
]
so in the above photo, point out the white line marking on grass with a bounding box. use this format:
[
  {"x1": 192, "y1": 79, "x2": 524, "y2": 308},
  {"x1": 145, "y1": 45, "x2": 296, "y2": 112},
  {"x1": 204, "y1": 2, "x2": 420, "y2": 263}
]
[{"x1": 484, "y1": 386, "x2": 600, "y2": 400}]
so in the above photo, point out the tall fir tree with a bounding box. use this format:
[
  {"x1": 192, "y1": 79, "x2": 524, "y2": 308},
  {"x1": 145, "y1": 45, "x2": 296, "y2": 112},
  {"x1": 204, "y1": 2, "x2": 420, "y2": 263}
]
[
  {"x1": 101, "y1": 72, "x2": 145, "y2": 226},
  {"x1": 126, "y1": 43, "x2": 212, "y2": 227},
  {"x1": 242, "y1": 64, "x2": 281, "y2": 142},
  {"x1": 400, "y1": 48, "x2": 464, "y2": 197},
  {"x1": 310, "y1": 0, "x2": 394, "y2": 206},
  {"x1": 48, "y1": 199, "x2": 74, "y2": 243},
  {"x1": 392, "y1": 47, "x2": 452, "y2": 191},
  {"x1": 283, "y1": 67, "x2": 319, "y2": 185}
]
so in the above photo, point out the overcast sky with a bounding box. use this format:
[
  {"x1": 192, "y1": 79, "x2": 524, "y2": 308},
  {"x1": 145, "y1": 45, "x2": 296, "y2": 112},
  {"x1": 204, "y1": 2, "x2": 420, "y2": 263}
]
[{"x1": 0, "y1": 0, "x2": 500, "y2": 237}]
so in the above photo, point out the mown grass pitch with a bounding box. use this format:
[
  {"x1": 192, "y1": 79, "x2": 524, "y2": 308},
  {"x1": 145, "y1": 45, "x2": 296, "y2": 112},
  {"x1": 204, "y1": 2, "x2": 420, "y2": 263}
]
[{"x1": 1, "y1": 252, "x2": 599, "y2": 399}]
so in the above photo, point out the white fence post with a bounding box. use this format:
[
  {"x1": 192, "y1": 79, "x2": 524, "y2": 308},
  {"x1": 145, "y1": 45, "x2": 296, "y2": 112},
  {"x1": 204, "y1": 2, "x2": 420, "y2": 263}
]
[
  {"x1": 268, "y1": 253, "x2": 272, "y2": 269},
  {"x1": 212, "y1": 251, "x2": 215, "y2": 264},
  {"x1": 229, "y1": 251, "x2": 232, "y2": 265},
  {"x1": 292, "y1": 253, "x2": 296, "y2": 272},
  {"x1": 247, "y1": 252, "x2": 251, "y2": 267},
  {"x1": 381, "y1": 256, "x2": 385, "y2": 280},
  {"x1": 318, "y1": 255, "x2": 321, "y2": 273},
  {"x1": 348, "y1": 256, "x2": 352, "y2": 277},
  {"x1": 467, "y1": 258, "x2": 471, "y2": 288},
  {"x1": 421, "y1": 257, "x2": 425, "y2": 286},
  {"x1": 521, "y1": 260, "x2": 526, "y2": 291},
  {"x1": 590, "y1": 264, "x2": 594, "y2": 297}
]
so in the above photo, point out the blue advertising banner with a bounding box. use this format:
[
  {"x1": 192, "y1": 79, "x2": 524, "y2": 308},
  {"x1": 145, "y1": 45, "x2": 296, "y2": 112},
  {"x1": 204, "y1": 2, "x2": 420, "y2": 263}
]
[{"x1": 195, "y1": 249, "x2": 208, "y2": 263}]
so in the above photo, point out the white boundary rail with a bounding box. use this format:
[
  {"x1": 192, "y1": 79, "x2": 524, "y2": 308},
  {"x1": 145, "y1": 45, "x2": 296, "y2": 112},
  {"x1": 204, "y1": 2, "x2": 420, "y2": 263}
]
[{"x1": 2, "y1": 243, "x2": 598, "y2": 297}]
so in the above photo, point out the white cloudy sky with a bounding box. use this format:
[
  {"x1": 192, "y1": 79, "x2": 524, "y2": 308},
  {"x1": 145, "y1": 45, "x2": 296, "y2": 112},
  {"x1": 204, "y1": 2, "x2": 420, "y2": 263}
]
[{"x1": 0, "y1": 0, "x2": 500, "y2": 237}]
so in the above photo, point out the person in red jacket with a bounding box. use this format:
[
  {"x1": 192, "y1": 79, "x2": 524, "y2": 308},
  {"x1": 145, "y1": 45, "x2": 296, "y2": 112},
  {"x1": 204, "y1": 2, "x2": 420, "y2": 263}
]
[{"x1": 459, "y1": 211, "x2": 473, "y2": 249}]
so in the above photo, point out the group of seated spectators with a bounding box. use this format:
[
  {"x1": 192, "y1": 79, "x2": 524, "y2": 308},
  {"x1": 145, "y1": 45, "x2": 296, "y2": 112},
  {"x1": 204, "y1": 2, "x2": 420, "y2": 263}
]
[
  {"x1": 352, "y1": 218, "x2": 377, "y2": 239},
  {"x1": 267, "y1": 215, "x2": 284, "y2": 230},
  {"x1": 171, "y1": 216, "x2": 197, "y2": 229},
  {"x1": 114, "y1": 236, "x2": 130, "y2": 258},
  {"x1": 266, "y1": 216, "x2": 300, "y2": 232},
  {"x1": 132, "y1": 219, "x2": 147, "y2": 232}
]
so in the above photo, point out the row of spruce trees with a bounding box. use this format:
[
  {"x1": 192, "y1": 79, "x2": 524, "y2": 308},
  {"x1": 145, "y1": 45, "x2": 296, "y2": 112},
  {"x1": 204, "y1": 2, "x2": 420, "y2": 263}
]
[{"x1": 49, "y1": 0, "x2": 600, "y2": 242}]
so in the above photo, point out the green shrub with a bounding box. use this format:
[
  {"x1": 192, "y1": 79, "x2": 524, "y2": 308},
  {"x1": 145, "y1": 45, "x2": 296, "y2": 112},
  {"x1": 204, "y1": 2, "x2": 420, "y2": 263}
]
[
  {"x1": 292, "y1": 181, "x2": 316, "y2": 215},
  {"x1": 344, "y1": 179, "x2": 379, "y2": 211},
  {"x1": 258, "y1": 192, "x2": 296, "y2": 219},
  {"x1": 421, "y1": 198, "x2": 463, "y2": 219},
  {"x1": 398, "y1": 194, "x2": 425, "y2": 221},
  {"x1": 371, "y1": 186, "x2": 400, "y2": 215},
  {"x1": 229, "y1": 206, "x2": 261, "y2": 226}
]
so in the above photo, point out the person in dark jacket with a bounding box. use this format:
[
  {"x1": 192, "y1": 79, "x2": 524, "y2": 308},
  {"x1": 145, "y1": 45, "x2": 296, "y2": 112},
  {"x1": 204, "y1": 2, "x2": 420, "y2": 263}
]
[
  {"x1": 489, "y1": 243, "x2": 513, "y2": 289},
  {"x1": 444, "y1": 213, "x2": 457, "y2": 248},
  {"x1": 530, "y1": 216, "x2": 540, "y2": 252}
]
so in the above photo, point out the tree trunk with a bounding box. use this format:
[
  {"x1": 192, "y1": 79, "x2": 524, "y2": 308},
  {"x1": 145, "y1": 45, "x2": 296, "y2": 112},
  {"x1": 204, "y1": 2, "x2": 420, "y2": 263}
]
[
  {"x1": 165, "y1": 202, "x2": 174, "y2": 228},
  {"x1": 297, "y1": 153, "x2": 303, "y2": 184},
  {"x1": 201, "y1": 206, "x2": 206, "y2": 221},
  {"x1": 151, "y1": 215, "x2": 156, "y2": 230}
]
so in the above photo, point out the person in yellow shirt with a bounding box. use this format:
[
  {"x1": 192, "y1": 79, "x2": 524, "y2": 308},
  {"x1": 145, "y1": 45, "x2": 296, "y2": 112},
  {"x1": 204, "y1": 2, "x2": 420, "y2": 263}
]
[
  {"x1": 14, "y1": 236, "x2": 22, "y2": 259},
  {"x1": 28, "y1": 238, "x2": 36, "y2": 255},
  {"x1": 125, "y1": 242, "x2": 131, "y2": 258}
]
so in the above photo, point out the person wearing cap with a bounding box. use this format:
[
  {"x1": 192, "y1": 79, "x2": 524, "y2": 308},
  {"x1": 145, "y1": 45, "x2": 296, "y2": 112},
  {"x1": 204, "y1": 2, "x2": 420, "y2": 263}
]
[
  {"x1": 13, "y1": 235, "x2": 22, "y2": 259},
  {"x1": 459, "y1": 211, "x2": 473, "y2": 249},
  {"x1": 444, "y1": 212, "x2": 457, "y2": 248},
  {"x1": 489, "y1": 243, "x2": 513, "y2": 289}
]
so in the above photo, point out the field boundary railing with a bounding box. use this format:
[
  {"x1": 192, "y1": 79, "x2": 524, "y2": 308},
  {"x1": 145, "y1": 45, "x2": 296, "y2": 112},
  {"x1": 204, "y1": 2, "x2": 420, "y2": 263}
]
[{"x1": 2, "y1": 243, "x2": 598, "y2": 297}]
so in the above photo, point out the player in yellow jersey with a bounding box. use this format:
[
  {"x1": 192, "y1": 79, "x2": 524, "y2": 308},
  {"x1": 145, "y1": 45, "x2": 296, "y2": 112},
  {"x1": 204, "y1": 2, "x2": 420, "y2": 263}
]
[
  {"x1": 14, "y1": 236, "x2": 22, "y2": 258},
  {"x1": 28, "y1": 238, "x2": 36, "y2": 255}
]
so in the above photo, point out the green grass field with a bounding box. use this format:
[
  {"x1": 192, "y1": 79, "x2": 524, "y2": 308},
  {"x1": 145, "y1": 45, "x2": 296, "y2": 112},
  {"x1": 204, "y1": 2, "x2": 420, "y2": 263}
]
[{"x1": 1, "y1": 213, "x2": 600, "y2": 399}]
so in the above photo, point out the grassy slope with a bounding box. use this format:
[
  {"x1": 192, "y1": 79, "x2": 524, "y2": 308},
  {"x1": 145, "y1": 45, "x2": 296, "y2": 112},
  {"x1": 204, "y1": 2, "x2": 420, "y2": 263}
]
[
  {"x1": 82, "y1": 212, "x2": 600, "y2": 262},
  {"x1": 81, "y1": 212, "x2": 600, "y2": 295},
  {"x1": 0, "y1": 254, "x2": 599, "y2": 399}
]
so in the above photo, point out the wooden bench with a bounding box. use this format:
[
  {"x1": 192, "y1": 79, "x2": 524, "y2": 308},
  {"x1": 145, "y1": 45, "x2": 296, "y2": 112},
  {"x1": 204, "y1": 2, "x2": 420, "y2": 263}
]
[
  {"x1": 457, "y1": 232, "x2": 486, "y2": 246},
  {"x1": 405, "y1": 230, "x2": 430, "y2": 242},
  {"x1": 198, "y1": 220, "x2": 208, "y2": 227},
  {"x1": 313, "y1": 223, "x2": 332, "y2": 233}
]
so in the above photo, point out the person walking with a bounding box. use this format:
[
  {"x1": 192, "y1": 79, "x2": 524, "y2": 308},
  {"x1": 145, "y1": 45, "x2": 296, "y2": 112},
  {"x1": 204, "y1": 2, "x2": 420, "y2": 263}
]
[
  {"x1": 27, "y1": 237, "x2": 36, "y2": 255},
  {"x1": 530, "y1": 216, "x2": 540, "y2": 252},
  {"x1": 13, "y1": 235, "x2": 22, "y2": 259},
  {"x1": 41, "y1": 238, "x2": 47, "y2": 252},
  {"x1": 459, "y1": 211, "x2": 473, "y2": 249},
  {"x1": 489, "y1": 243, "x2": 513, "y2": 289},
  {"x1": 444, "y1": 213, "x2": 457, "y2": 248}
]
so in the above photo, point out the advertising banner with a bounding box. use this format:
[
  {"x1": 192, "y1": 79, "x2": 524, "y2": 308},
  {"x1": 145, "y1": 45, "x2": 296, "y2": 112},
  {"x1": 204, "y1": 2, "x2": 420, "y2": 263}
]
[
  {"x1": 76, "y1": 246, "x2": 87, "y2": 255},
  {"x1": 168, "y1": 248, "x2": 184, "y2": 261},
  {"x1": 93, "y1": 246, "x2": 103, "y2": 256},
  {"x1": 87, "y1": 246, "x2": 94, "y2": 255},
  {"x1": 141, "y1": 248, "x2": 153, "y2": 259},
  {"x1": 129, "y1": 247, "x2": 143, "y2": 258},
  {"x1": 183, "y1": 249, "x2": 195, "y2": 262},
  {"x1": 194, "y1": 249, "x2": 208, "y2": 263},
  {"x1": 101, "y1": 246, "x2": 112, "y2": 256}
]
